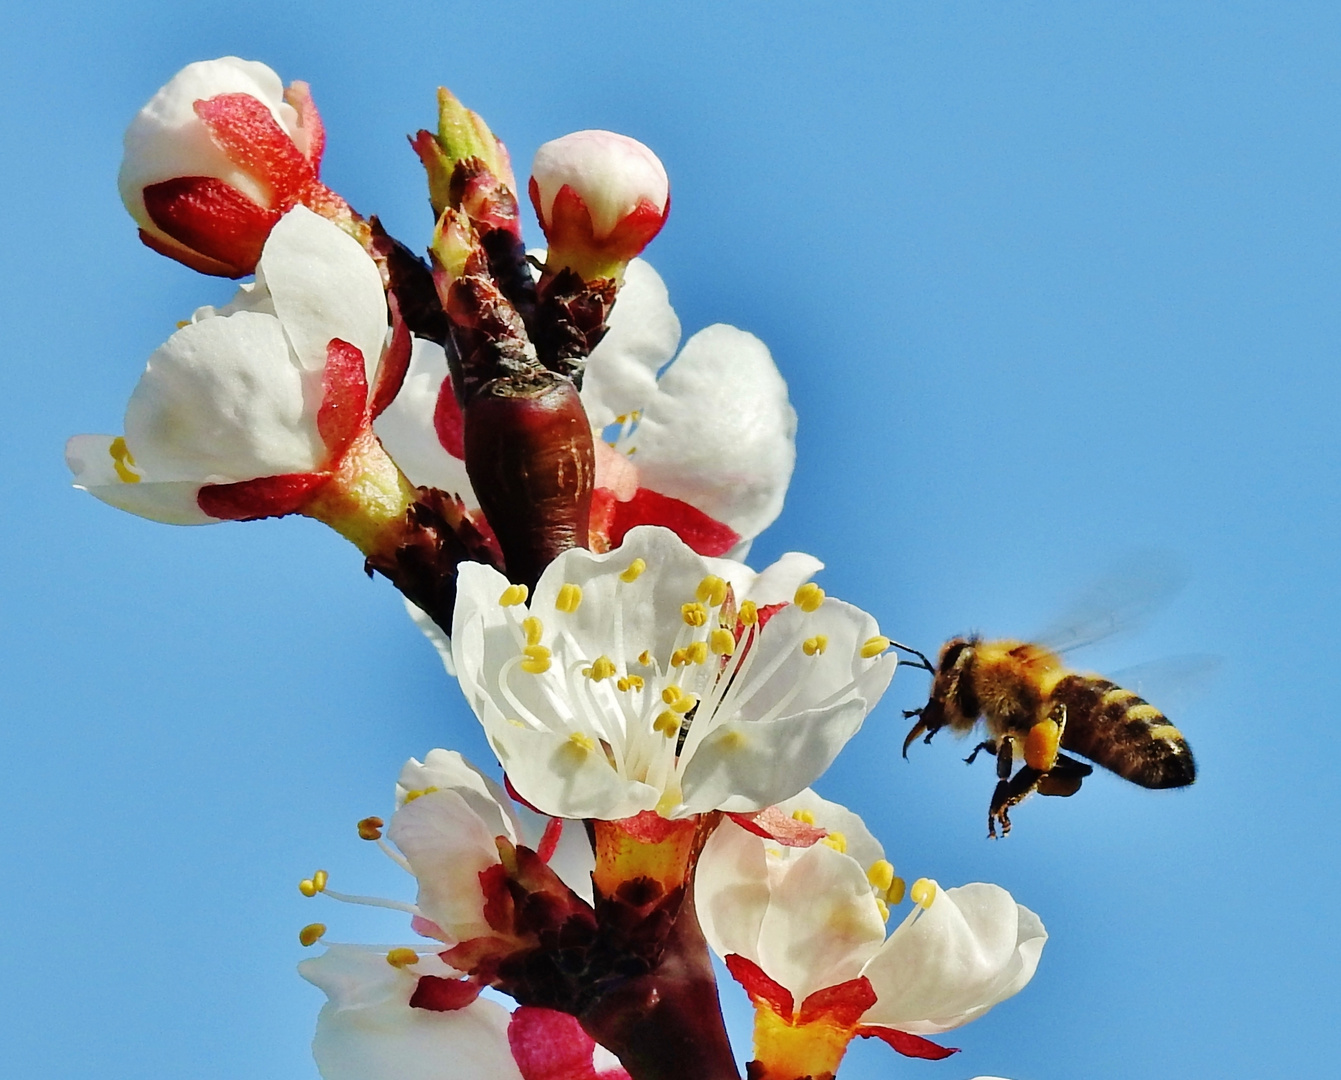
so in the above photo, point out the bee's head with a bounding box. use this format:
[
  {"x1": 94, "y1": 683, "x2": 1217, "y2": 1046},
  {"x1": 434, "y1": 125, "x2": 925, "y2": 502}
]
[{"x1": 904, "y1": 636, "x2": 978, "y2": 756}]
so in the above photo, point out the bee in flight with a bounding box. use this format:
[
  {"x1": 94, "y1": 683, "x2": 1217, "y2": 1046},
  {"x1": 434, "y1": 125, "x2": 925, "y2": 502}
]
[{"x1": 895, "y1": 558, "x2": 1199, "y2": 837}]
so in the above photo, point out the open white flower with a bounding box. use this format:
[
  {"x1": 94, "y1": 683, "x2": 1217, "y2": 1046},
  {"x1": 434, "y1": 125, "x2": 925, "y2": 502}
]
[
  {"x1": 451, "y1": 526, "x2": 897, "y2": 820},
  {"x1": 67, "y1": 206, "x2": 388, "y2": 525},
  {"x1": 695, "y1": 806, "x2": 1046, "y2": 1075},
  {"x1": 300, "y1": 945, "x2": 522, "y2": 1080},
  {"x1": 375, "y1": 258, "x2": 795, "y2": 561}
]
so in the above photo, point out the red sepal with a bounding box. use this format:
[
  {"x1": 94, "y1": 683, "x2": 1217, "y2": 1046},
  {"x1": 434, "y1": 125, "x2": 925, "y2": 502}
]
[
  {"x1": 142, "y1": 176, "x2": 279, "y2": 276},
  {"x1": 532, "y1": 179, "x2": 668, "y2": 263},
  {"x1": 369, "y1": 295, "x2": 412, "y2": 419},
  {"x1": 408, "y1": 974, "x2": 482, "y2": 1012},
  {"x1": 194, "y1": 93, "x2": 315, "y2": 205},
  {"x1": 724, "y1": 953, "x2": 794, "y2": 1021},
  {"x1": 727, "y1": 806, "x2": 827, "y2": 848},
  {"x1": 433, "y1": 374, "x2": 466, "y2": 458},
  {"x1": 611, "y1": 809, "x2": 687, "y2": 845},
  {"x1": 854, "y1": 1026, "x2": 959, "y2": 1060},
  {"x1": 197, "y1": 472, "x2": 329, "y2": 520},
  {"x1": 508, "y1": 1006, "x2": 632, "y2": 1080},
  {"x1": 797, "y1": 977, "x2": 877, "y2": 1027},
  {"x1": 607, "y1": 488, "x2": 740, "y2": 557},
  {"x1": 477, "y1": 862, "x2": 517, "y2": 933},
  {"x1": 136, "y1": 226, "x2": 241, "y2": 278},
  {"x1": 317, "y1": 338, "x2": 370, "y2": 460},
  {"x1": 282, "y1": 80, "x2": 326, "y2": 170},
  {"x1": 536, "y1": 817, "x2": 565, "y2": 863},
  {"x1": 755, "y1": 602, "x2": 788, "y2": 630},
  {"x1": 504, "y1": 774, "x2": 544, "y2": 814}
]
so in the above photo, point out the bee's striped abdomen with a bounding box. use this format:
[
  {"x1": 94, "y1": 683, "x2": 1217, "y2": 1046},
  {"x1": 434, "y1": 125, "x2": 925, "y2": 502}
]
[{"x1": 1051, "y1": 675, "x2": 1195, "y2": 789}]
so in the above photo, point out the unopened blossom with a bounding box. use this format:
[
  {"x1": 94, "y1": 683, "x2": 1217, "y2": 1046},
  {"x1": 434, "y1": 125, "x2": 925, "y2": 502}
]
[
  {"x1": 66, "y1": 206, "x2": 410, "y2": 544},
  {"x1": 375, "y1": 258, "x2": 795, "y2": 562},
  {"x1": 530, "y1": 131, "x2": 670, "y2": 281},
  {"x1": 120, "y1": 57, "x2": 357, "y2": 276},
  {"x1": 450, "y1": 526, "x2": 897, "y2": 821},
  {"x1": 695, "y1": 801, "x2": 1046, "y2": 1079}
]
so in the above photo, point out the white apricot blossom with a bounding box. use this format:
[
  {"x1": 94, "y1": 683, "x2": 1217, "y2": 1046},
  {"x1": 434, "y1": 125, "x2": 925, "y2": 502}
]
[
  {"x1": 66, "y1": 206, "x2": 387, "y2": 525},
  {"x1": 695, "y1": 804, "x2": 1046, "y2": 1076},
  {"x1": 450, "y1": 526, "x2": 897, "y2": 821}
]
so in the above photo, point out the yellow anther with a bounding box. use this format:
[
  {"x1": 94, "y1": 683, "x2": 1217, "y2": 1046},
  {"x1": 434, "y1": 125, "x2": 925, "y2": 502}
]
[
  {"x1": 522, "y1": 616, "x2": 544, "y2": 647},
  {"x1": 718, "y1": 730, "x2": 747, "y2": 750},
  {"x1": 791, "y1": 808, "x2": 816, "y2": 825},
  {"x1": 568, "y1": 732, "x2": 597, "y2": 753},
  {"x1": 386, "y1": 948, "x2": 420, "y2": 968},
  {"x1": 662, "y1": 686, "x2": 683, "y2": 705},
  {"x1": 911, "y1": 878, "x2": 936, "y2": 910},
  {"x1": 710, "y1": 628, "x2": 736, "y2": 656},
  {"x1": 875, "y1": 898, "x2": 889, "y2": 922},
  {"x1": 299, "y1": 923, "x2": 326, "y2": 947},
  {"x1": 299, "y1": 870, "x2": 329, "y2": 897},
  {"x1": 521, "y1": 645, "x2": 552, "y2": 674},
  {"x1": 687, "y1": 641, "x2": 708, "y2": 665},
  {"x1": 620, "y1": 558, "x2": 646, "y2": 583},
  {"x1": 888, "y1": 876, "x2": 906, "y2": 906},
  {"x1": 109, "y1": 436, "x2": 141, "y2": 484},
  {"x1": 802, "y1": 635, "x2": 829, "y2": 657},
  {"x1": 671, "y1": 648, "x2": 690, "y2": 668},
  {"x1": 696, "y1": 575, "x2": 728, "y2": 607},
  {"x1": 176, "y1": 319, "x2": 191, "y2": 329},
  {"x1": 867, "y1": 859, "x2": 895, "y2": 893},
  {"x1": 637, "y1": 650, "x2": 653, "y2": 667},
  {"x1": 821, "y1": 831, "x2": 848, "y2": 853},
  {"x1": 586, "y1": 655, "x2": 617, "y2": 681},
  {"x1": 861, "y1": 635, "x2": 892, "y2": 659},
  {"x1": 313, "y1": 870, "x2": 328, "y2": 892},
  {"x1": 794, "y1": 583, "x2": 825, "y2": 613},
  {"x1": 670, "y1": 692, "x2": 698, "y2": 715},
  {"x1": 616, "y1": 675, "x2": 645, "y2": 692},
  {"x1": 739, "y1": 601, "x2": 759, "y2": 626},
  {"x1": 499, "y1": 584, "x2": 529, "y2": 607},
  {"x1": 556, "y1": 583, "x2": 583, "y2": 613},
  {"x1": 681, "y1": 602, "x2": 708, "y2": 627},
  {"x1": 357, "y1": 816, "x2": 384, "y2": 841},
  {"x1": 654, "y1": 710, "x2": 681, "y2": 738},
  {"x1": 403, "y1": 786, "x2": 438, "y2": 804}
]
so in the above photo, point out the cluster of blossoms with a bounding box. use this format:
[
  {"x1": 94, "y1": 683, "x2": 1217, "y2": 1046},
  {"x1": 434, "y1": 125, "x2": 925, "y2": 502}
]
[{"x1": 71, "y1": 56, "x2": 1046, "y2": 1080}]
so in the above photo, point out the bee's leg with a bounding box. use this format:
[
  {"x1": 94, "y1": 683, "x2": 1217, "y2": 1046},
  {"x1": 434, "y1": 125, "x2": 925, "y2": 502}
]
[
  {"x1": 987, "y1": 737, "x2": 1015, "y2": 839},
  {"x1": 991, "y1": 763, "x2": 1048, "y2": 838},
  {"x1": 901, "y1": 708, "x2": 939, "y2": 758},
  {"x1": 1037, "y1": 752, "x2": 1093, "y2": 797},
  {"x1": 964, "y1": 739, "x2": 997, "y2": 765}
]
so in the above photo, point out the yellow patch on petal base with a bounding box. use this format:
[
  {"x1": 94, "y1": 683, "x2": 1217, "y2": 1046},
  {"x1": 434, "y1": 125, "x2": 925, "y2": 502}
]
[
  {"x1": 750, "y1": 1003, "x2": 853, "y2": 1080},
  {"x1": 591, "y1": 812, "x2": 703, "y2": 904}
]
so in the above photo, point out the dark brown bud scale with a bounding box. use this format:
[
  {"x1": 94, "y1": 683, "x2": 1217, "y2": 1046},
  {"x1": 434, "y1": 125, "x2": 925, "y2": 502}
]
[{"x1": 464, "y1": 375, "x2": 595, "y2": 589}]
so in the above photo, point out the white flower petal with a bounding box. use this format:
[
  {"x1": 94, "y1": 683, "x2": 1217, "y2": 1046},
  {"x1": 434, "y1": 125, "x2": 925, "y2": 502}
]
[
  {"x1": 387, "y1": 788, "x2": 505, "y2": 943},
  {"x1": 123, "y1": 311, "x2": 322, "y2": 481},
  {"x1": 65, "y1": 434, "x2": 218, "y2": 525},
  {"x1": 860, "y1": 883, "x2": 1046, "y2": 1035},
  {"x1": 755, "y1": 842, "x2": 888, "y2": 1004},
  {"x1": 258, "y1": 207, "x2": 387, "y2": 382},
  {"x1": 531, "y1": 130, "x2": 669, "y2": 238},
  {"x1": 771, "y1": 788, "x2": 885, "y2": 876},
  {"x1": 118, "y1": 57, "x2": 299, "y2": 230},
  {"x1": 394, "y1": 750, "x2": 521, "y2": 844},
  {"x1": 694, "y1": 817, "x2": 772, "y2": 969},
  {"x1": 581, "y1": 258, "x2": 681, "y2": 429},
  {"x1": 626, "y1": 324, "x2": 796, "y2": 539},
  {"x1": 678, "y1": 698, "x2": 870, "y2": 815},
  {"x1": 300, "y1": 945, "x2": 522, "y2": 1080},
  {"x1": 374, "y1": 337, "x2": 476, "y2": 500}
]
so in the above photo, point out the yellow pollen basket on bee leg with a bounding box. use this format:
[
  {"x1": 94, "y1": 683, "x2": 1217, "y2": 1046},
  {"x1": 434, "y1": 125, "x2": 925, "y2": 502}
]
[{"x1": 1024, "y1": 718, "x2": 1062, "y2": 772}]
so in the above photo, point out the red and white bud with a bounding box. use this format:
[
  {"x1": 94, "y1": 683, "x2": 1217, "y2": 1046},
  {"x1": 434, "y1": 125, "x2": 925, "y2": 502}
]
[
  {"x1": 119, "y1": 57, "x2": 354, "y2": 278},
  {"x1": 529, "y1": 131, "x2": 669, "y2": 281}
]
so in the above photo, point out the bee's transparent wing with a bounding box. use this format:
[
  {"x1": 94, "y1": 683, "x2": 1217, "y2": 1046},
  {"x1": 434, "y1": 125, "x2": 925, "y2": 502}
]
[
  {"x1": 1035, "y1": 550, "x2": 1189, "y2": 655},
  {"x1": 1106, "y1": 653, "x2": 1222, "y2": 712}
]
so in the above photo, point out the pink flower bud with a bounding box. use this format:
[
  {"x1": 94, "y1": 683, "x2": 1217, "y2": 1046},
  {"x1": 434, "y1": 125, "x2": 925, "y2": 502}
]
[
  {"x1": 118, "y1": 57, "x2": 348, "y2": 277},
  {"x1": 529, "y1": 130, "x2": 669, "y2": 280}
]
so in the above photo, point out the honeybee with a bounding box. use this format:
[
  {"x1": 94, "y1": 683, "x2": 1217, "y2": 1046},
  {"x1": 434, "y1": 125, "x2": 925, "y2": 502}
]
[{"x1": 897, "y1": 559, "x2": 1199, "y2": 837}]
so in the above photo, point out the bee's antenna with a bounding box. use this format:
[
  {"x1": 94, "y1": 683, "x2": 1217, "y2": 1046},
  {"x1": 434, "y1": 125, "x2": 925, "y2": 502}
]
[{"x1": 888, "y1": 640, "x2": 936, "y2": 673}]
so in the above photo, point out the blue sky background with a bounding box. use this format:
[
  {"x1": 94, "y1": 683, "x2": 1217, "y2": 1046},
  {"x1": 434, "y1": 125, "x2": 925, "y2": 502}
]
[{"x1": 2, "y1": 2, "x2": 1337, "y2": 1077}]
